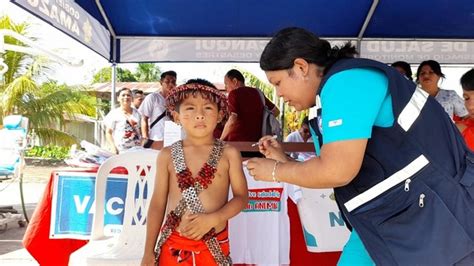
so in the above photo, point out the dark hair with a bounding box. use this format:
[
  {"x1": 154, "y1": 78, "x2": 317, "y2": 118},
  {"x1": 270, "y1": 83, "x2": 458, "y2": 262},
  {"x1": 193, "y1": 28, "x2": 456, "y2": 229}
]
[
  {"x1": 166, "y1": 83, "x2": 229, "y2": 124},
  {"x1": 117, "y1": 87, "x2": 132, "y2": 96},
  {"x1": 186, "y1": 78, "x2": 217, "y2": 89},
  {"x1": 132, "y1": 89, "x2": 144, "y2": 97},
  {"x1": 160, "y1": 70, "x2": 177, "y2": 80},
  {"x1": 416, "y1": 60, "x2": 445, "y2": 82},
  {"x1": 391, "y1": 61, "x2": 413, "y2": 80},
  {"x1": 461, "y1": 69, "x2": 474, "y2": 91},
  {"x1": 301, "y1": 116, "x2": 309, "y2": 126},
  {"x1": 260, "y1": 27, "x2": 357, "y2": 73},
  {"x1": 225, "y1": 69, "x2": 245, "y2": 84}
]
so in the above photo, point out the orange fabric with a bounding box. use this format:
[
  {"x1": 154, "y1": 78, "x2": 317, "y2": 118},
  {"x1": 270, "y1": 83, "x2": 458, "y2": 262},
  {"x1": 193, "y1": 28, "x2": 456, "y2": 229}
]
[
  {"x1": 158, "y1": 229, "x2": 230, "y2": 266},
  {"x1": 461, "y1": 119, "x2": 474, "y2": 151}
]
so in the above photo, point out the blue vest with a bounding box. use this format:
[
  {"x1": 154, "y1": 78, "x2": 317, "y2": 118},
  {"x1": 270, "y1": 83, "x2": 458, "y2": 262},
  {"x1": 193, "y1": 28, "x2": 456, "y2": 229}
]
[{"x1": 310, "y1": 58, "x2": 474, "y2": 265}]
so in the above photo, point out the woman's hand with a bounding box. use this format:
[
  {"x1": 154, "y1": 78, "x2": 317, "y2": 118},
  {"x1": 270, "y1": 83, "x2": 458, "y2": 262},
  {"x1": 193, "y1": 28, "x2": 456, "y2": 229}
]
[
  {"x1": 246, "y1": 158, "x2": 278, "y2": 182},
  {"x1": 257, "y1": 135, "x2": 287, "y2": 162}
]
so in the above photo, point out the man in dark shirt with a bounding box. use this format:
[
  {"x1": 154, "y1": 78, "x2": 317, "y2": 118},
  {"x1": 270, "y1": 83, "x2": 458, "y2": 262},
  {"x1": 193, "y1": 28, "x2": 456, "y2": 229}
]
[{"x1": 220, "y1": 69, "x2": 280, "y2": 141}]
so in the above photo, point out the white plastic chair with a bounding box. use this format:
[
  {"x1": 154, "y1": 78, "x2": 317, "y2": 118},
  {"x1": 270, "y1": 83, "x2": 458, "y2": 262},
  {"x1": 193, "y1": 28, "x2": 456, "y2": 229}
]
[
  {"x1": 69, "y1": 149, "x2": 159, "y2": 265},
  {"x1": 0, "y1": 115, "x2": 28, "y2": 227}
]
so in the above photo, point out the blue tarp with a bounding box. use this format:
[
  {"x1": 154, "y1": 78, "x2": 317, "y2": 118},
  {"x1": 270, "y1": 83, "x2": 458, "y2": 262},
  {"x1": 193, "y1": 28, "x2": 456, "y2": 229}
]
[{"x1": 10, "y1": 0, "x2": 474, "y2": 63}]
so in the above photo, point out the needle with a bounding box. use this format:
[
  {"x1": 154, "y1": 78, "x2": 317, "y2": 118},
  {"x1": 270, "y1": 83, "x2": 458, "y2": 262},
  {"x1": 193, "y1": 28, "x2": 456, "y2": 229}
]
[{"x1": 251, "y1": 135, "x2": 277, "y2": 147}]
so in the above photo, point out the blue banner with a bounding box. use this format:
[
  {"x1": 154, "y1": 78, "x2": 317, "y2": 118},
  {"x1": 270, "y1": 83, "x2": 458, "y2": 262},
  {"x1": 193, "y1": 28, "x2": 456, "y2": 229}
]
[{"x1": 50, "y1": 172, "x2": 128, "y2": 239}]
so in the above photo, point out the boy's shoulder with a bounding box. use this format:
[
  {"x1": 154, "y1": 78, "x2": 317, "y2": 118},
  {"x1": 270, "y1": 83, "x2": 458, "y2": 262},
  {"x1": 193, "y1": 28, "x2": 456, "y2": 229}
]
[
  {"x1": 158, "y1": 146, "x2": 172, "y2": 160},
  {"x1": 221, "y1": 142, "x2": 242, "y2": 161}
]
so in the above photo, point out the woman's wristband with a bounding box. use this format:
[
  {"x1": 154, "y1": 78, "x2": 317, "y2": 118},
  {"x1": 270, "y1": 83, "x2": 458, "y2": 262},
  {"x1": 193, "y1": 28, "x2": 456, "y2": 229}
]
[{"x1": 272, "y1": 160, "x2": 280, "y2": 183}]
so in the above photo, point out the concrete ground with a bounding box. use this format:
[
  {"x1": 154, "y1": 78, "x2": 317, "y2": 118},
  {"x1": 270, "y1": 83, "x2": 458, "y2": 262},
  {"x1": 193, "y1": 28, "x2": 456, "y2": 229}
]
[{"x1": 0, "y1": 165, "x2": 54, "y2": 265}]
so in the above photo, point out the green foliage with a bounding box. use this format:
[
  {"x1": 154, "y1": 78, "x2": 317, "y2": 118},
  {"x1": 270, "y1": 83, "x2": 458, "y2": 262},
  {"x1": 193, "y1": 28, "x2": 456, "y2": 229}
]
[
  {"x1": 135, "y1": 63, "x2": 161, "y2": 81},
  {"x1": 0, "y1": 16, "x2": 33, "y2": 86},
  {"x1": 241, "y1": 71, "x2": 274, "y2": 100},
  {"x1": 26, "y1": 145, "x2": 70, "y2": 160},
  {"x1": 1, "y1": 16, "x2": 98, "y2": 145},
  {"x1": 92, "y1": 67, "x2": 137, "y2": 83},
  {"x1": 283, "y1": 106, "x2": 309, "y2": 136}
]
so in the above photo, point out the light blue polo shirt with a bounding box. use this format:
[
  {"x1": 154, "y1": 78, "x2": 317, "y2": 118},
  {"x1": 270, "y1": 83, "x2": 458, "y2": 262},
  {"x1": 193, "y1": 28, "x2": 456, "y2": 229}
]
[
  {"x1": 311, "y1": 68, "x2": 393, "y2": 266},
  {"x1": 321, "y1": 68, "x2": 394, "y2": 144}
]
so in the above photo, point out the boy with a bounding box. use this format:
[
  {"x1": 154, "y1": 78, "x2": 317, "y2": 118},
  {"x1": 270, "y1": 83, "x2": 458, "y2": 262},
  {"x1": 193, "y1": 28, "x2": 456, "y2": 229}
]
[
  {"x1": 141, "y1": 82, "x2": 248, "y2": 266},
  {"x1": 458, "y1": 69, "x2": 474, "y2": 150}
]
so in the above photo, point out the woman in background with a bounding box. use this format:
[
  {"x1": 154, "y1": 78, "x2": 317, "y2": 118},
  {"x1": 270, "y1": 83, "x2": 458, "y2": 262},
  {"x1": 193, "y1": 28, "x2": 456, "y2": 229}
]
[
  {"x1": 104, "y1": 88, "x2": 142, "y2": 154},
  {"x1": 416, "y1": 60, "x2": 468, "y2": 120}
]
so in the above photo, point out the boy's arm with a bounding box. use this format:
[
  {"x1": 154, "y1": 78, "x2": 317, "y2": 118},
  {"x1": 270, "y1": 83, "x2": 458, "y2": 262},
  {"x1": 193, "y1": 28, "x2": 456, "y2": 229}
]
[
  {"x1": 180, "y1": 145, "x2": 248, "y2": 240},
  {"x1": 141, "y1": 148, "x2": 170, "y2": 265}
]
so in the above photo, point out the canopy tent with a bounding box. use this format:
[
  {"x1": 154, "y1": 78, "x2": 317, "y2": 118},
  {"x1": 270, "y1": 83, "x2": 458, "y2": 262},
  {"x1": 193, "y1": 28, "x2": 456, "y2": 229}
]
[{"x1": 9, "y1": 0, "x2": 474, "y2": 64}]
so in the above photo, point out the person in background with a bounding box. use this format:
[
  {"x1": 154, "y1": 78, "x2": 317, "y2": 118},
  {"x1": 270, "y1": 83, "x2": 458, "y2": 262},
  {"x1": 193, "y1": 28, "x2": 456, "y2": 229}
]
[
  {"x1": 391, "y1": 61, "x2": 413, "y2": 80},
  {"x1": 457, "y1": 69, "x2": 474, "y2": 150},
  {"x1": 139, "y1": 71, "x2": 177, "y2": 147},
  {"x1": 141, "y1": 83, "x2": 247, "y2": 266},
  {"x1": 246, "y1": 27, "x2": 474, "y2": 265},
  {"x1": 104, "y1": 88, "x2": 142, "y2": 154},
  {"x1": 285, "y1": 116, "x2": 314, "y2": 160},
  {"x1": 416, "y1": 60, "x2": 468, "y2": 120},
  {"x1": 132, "y1": 89, "x2": 145, "y2": 109},
  {"x1": 220, "y1": 69, "x2": 279, "y2": 142}
]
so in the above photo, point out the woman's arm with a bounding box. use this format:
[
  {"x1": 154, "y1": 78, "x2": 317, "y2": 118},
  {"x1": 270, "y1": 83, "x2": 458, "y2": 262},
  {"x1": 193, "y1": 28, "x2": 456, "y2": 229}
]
[
  {"x1": 105, "y1": 127, "x2": 118, "y2": 154},
  {"x1": 247, "y1": 139, "x2": 367, "y2": 188}
]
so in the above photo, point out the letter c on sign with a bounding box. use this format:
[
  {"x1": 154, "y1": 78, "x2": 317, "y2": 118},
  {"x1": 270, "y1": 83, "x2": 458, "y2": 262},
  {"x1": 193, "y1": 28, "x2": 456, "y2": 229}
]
[{"x1": 106, "y1": 197, "x2": 124, "y2": 215}]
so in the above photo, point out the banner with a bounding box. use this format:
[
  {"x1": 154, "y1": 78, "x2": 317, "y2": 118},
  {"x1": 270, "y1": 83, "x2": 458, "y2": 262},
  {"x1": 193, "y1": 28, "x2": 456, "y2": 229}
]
[
  {"x1": 360, "y1": 40, "x2": 474, "y2": 64},
  {"x1": 297, "y1": 188, "x2": 350, "y2": 252},
  {"x1": 50, "y1": 172, "x2": 127, "y2": 239},
  {"x1": 120, "y1": 37, "x2": 474, "y2": 64},
  {"x1": 11, "y1": 0, "x2": 111, "y2": 59}
]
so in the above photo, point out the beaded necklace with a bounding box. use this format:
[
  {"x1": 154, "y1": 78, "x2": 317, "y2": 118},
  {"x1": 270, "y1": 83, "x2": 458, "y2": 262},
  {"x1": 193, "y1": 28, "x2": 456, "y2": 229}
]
[{"x1": 155, "y1": 139, "x2": 232, "y2": 265}]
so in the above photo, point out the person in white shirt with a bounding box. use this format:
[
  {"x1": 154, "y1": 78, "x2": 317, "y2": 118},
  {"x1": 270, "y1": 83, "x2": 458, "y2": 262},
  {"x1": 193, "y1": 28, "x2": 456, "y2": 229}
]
[
  {"x1": 131, "y1": 89, "x2": 144, "y2": 110},
  {"x1": 285, "y1": 116, "x2": 314, "y2": 161},
  {"x1": 104, "y1": 88, "x2": 142, "y2": 154},
  {"x1": 139, "y1": 71, "x2": 176, "y2": 146}
]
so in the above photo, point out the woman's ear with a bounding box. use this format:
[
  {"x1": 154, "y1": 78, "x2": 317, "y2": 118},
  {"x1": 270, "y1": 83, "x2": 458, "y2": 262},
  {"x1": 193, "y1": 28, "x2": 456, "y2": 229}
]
[{"x1": 293, "y1": 58, "x2": 310, "y2": 77}]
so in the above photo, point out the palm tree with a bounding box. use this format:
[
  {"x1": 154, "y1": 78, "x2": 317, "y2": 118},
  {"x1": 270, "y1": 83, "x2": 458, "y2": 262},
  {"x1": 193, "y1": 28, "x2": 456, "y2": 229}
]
[
  {"x1": 92, "y1": 67, "x2": 137, "y2": 83},
  {"x1": 135, "y1": 63, "x2": 161, "y2": 82},
  {"x1": 0, "y1": 16, "x2": 96, "y2": 145}
]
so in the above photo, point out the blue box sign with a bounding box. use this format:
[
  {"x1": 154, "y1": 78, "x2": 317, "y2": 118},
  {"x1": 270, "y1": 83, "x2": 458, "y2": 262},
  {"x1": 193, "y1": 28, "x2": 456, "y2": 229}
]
[{"x1": 50, "y1": 172, "x2": 128, "y2": 239}]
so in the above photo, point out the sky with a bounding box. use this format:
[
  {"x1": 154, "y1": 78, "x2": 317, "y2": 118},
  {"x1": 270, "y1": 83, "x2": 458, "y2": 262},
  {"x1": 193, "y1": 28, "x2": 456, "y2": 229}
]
[{"x1": 1, "y1": 1, "x2": 472, "y2": 94}]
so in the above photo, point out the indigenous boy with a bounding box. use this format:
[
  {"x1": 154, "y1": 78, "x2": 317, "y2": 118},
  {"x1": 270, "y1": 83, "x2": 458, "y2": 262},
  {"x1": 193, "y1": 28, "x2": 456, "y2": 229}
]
[{"x1": 141, "y1": 82, "x2": 248, "y2": 266}]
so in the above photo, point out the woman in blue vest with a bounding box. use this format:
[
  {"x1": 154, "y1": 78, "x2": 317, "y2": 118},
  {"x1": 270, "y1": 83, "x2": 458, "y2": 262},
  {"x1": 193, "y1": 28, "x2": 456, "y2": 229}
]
[{"x1": 246, "y1": 27, "x2": 474, "y2": 265}]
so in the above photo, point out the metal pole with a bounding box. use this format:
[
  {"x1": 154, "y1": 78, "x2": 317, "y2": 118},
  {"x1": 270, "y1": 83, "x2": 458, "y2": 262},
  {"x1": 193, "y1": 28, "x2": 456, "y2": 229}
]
[{"x1": 111, "y1": 63, "x2": 117, "y2": 109}]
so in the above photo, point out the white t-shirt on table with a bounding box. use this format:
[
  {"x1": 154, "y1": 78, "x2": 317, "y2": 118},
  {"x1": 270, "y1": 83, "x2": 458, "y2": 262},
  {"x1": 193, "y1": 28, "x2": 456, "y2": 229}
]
[{"x1": 229, "y1": 166, "x2": 302, "y2": 265}]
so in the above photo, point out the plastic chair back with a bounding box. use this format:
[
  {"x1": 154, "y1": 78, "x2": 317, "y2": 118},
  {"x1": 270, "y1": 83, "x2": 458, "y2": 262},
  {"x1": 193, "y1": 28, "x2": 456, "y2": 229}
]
[{"x1": 87, "y1": 149, "x2": 159, "y2": 262}]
